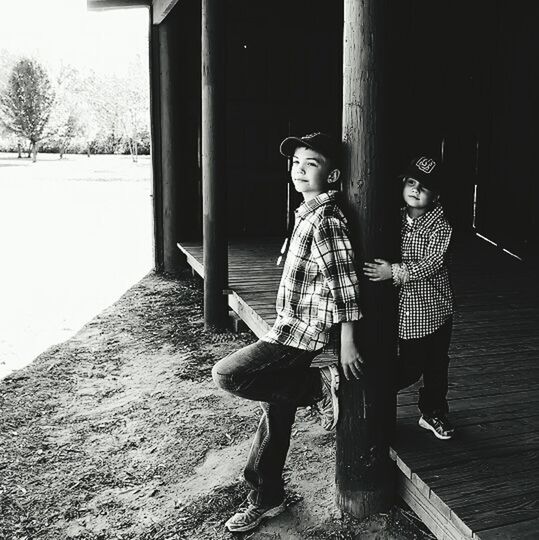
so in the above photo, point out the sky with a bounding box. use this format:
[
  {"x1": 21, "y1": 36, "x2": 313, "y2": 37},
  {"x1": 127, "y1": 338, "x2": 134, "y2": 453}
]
[{"x1": 0, "y1": 0, "x2": 149, "y2": 76}]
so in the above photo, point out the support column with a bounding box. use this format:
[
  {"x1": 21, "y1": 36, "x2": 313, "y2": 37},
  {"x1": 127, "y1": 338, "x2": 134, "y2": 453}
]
[
  {"x1": 336, "y1": 0, "x2": 399, "y2": 518},
  {"x1": 201, "y1": 0, "x2": 228, "y2": 329},
  {"x1": 153, "y1": 3, "x2": 201, "y2": 276},
  {"x1": 158, "y1": 17, "x2": 184, "y2": 274},
  {"x1": 148, "y1": 17, "x2": 164, "y2": 272}
]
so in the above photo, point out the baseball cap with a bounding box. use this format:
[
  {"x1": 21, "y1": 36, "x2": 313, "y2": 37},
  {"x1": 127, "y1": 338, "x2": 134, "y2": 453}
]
[
  {"x1": 399, "y1": 156, "x2": 444, "y2": 193},
  {"x1": 279, "y1": 132, "x2": 340, "y2": 166}
]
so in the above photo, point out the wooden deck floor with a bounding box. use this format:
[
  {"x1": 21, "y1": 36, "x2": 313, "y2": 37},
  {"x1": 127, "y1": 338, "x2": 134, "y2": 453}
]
[{"x1": 178, "y1": 237, "x2": 539, "y2": 540}]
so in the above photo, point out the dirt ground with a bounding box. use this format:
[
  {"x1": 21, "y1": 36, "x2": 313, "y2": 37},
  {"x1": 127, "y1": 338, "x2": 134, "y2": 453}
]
[{"x1": 0, "y1": 271, "x2": 434, "y2": 540}]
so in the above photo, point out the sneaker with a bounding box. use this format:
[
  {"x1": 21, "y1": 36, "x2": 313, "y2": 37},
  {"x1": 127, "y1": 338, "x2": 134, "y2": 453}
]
[
  {"x1": 224, "y1": 500, "x2": 286, "y2": 532},
  {"x1": 419, "y1": 413, "x2": 454, "y2": 440},
  {"x1": 318, "y1": 364, "x2": 340, "y2": 431}
]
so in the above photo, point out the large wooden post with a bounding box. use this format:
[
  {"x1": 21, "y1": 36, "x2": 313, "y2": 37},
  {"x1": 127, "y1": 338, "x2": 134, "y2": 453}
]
[
  {"x1": 201, "y1": 0, "x2": 228, "y2": 329},
  {"x1": 152, "y1": 2, "x2": 202, "y2": 276},
  {"x1": 336, "y1": 0, "x2": 399, "y2": 517},
  {"x1": 157, "y1": 16, "x2": 185, "y2": 275},
  {"x1": 148, "y1": 16, "x2": 164, "y2": 272}
]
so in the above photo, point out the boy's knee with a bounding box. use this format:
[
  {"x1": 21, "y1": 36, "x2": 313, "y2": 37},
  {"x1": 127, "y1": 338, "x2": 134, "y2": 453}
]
[
  {"x1": 212, "y1": 356, "x2": 236, "y2": 392},
  {"x1": 211, "y1": 360, "x2": 226, "y2": 389}
]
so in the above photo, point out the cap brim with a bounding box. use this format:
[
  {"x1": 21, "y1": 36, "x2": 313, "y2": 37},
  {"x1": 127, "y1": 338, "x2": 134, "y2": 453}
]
[
  {"x1": 279, "y1": 137, "x2": 311, "y2": 158},
  {"x1": 398, "y1": 171, "x2": 441, "y2": 193}
]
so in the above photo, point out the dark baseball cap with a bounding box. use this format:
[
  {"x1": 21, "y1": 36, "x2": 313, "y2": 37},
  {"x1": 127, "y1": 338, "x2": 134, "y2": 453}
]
[
  {"x1": 399, "y1": 156, "x2": 444, "y2": 193},
  {"x1": 279, "y1": 132, "x2": 341, "y2": 166}
]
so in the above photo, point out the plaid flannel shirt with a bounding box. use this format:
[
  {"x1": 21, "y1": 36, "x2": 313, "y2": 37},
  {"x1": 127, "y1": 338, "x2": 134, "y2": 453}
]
[
  {"x1": 392, "y1": 204, "x2": 454, "y2": 340},
  {"x1": 263, "y1": 191, "x2": 361, "y2": 351}
]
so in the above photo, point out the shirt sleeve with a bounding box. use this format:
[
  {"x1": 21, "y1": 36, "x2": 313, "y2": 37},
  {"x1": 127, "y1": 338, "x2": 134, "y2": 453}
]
[
  {"x1": 311, "y1": 216, "x2": 362, "y2": 323},
  {"x1": 404, "y1": 223, "x2": 452, "y2": 282}
]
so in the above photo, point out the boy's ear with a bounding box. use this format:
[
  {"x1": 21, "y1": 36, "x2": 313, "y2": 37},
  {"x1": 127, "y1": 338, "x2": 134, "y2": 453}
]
[{"x1": 328, "y1": 168, "x2": 341, "y2": 184}]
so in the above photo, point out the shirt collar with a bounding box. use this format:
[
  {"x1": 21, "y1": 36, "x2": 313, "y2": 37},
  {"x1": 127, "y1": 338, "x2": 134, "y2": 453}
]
[
  {"x1": 403, "y1": 203, "x2": 444, "y2": 229},
  {"x1": 296, "y1": 190, "x2": 339, "y2": 219}
]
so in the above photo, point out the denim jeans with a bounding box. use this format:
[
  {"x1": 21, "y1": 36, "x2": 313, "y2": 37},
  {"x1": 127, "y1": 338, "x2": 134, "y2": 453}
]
[
  {"x1": 397, "y1": 318, "x2": 452, "y2": 415},
  {"x1": 212, "y1": 339, "x2": 322, "y2": 506}
]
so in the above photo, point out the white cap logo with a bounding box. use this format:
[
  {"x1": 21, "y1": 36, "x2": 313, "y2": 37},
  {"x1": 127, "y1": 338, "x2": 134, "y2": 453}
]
[{"x1": 415, "y1": 157, "x2": 436, "y2": 174}]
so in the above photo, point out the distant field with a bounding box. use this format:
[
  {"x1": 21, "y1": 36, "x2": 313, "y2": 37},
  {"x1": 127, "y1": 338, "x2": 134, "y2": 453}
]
[{"x1": 0, "y1": 153, "x2": 154, "y2": 378}]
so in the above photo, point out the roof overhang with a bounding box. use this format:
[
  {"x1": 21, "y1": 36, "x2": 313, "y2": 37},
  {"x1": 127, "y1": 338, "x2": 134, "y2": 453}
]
[{"x1": 87, "y1": 1, "x2": 181, "y2": 24}]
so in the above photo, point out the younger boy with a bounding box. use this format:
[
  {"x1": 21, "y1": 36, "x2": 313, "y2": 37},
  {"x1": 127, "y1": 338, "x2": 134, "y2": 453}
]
[
  {"x1": 364, "y1": 156, "x2": 455, "y2": 440},
  {"x1": 212, "y1": 132, "x2": 363, "y2": 532}
]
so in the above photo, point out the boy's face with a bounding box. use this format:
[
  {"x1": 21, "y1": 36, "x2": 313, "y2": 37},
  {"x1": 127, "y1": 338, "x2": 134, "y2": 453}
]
[
  {"x1": 291, "y1": 146, "x2": 339, "y2": 201},
  {"x1": 402, "y1": 177, "x2": 438, "y2": 212}
]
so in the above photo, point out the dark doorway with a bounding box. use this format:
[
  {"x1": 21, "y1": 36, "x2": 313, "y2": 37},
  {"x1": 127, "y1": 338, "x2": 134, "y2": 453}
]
[{"x1": 225, "y1": 0, "x2": 343, "y2": 238}]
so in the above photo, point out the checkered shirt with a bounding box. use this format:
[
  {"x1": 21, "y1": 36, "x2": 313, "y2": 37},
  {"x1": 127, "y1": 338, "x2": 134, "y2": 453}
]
[
  {"x1": 392, "y1": 204, "x2": 454, "y2": 340},
  {"x1": 263, "y1": 191, "x2": 361, "y2": 351}
]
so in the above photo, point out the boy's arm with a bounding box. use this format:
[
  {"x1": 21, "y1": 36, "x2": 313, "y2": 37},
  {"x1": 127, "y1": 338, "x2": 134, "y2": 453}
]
[
  {"x1": 398, "y1": 224, "x2": 452, "y2": 283},
  {"x1": 311, "y1": 217, "x2": 361, "y2": 323},
  {"x1": 364, "y1": 224, "x2": 452, "y2": 285},
  {"x1": 312, "y1": 218, "x2": 363, "y2": 380},
  {"x1": 340, "y1": 320, "x2": 363, "y2": 380}
]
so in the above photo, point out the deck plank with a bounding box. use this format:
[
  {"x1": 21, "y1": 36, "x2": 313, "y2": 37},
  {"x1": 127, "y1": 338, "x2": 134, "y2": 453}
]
[{"x1": 477, "y1": 517, "x2": 539, "y2": 539}]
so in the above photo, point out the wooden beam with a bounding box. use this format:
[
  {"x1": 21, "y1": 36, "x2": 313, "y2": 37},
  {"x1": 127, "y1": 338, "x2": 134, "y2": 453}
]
[
  {"x1": 152, "y1": 0, "x2": 180, "y2": 24},
  {"x1": 87, "y1": 0, "x2": 150, "y2": 11},
  {"x1": 88, "y1": 1, "x2": 180, "y2": 25},
  {"x1": 336, "y1": 0, "x2": 399, "y2": 519},
  {"x1": 201, "y1": 0, "x2": 228, "y2": 330}
]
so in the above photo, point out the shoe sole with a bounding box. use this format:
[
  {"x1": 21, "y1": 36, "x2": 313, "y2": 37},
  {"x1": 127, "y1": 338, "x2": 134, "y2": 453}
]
[
  {"x1": 225, "y1": 502, "x2": 286, "y2": 533},
  {"x1": 323, "y1": 365, "x2": 340, "y2": 431},
  {"x1": 418, "y1": 416, "x2": 453, "y2": 440}
]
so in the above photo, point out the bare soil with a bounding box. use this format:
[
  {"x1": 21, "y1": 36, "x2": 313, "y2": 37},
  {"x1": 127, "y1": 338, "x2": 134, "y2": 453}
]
[{"x1": 0, "y1": 271, "x2": 433, "y2": 539}]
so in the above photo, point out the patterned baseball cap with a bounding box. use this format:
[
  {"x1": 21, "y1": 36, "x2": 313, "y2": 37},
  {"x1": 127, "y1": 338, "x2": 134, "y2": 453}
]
[{"x1": 399, "y1": 156, "x2": 444, "y2": 193}]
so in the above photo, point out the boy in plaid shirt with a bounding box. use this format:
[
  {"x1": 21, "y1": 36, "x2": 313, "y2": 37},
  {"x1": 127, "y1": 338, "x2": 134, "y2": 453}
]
[
  {"x1": 212, "y1": 132, "x2": 363, "y2": 532},
  {"x1": 364, "y1": 156, "x2": 455, "y2": 440}
]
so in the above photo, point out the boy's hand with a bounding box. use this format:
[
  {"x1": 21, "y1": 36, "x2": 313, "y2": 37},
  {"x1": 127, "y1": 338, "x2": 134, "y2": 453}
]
[
  {"x1": 364, "y1": 259, "x2": 392, "y2": 281},
  {"x1": 340, "y1": 341, "x2": 364, "y2": 380}
]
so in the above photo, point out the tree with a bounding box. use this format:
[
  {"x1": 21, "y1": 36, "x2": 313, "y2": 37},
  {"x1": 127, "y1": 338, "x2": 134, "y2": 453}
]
[
  {"x1": 47, "y1": 64, "x2": 85, "y2": 158},
  {"x1": 119, "y1": 57, "x2": 150, "y2": 162},
  {"x1": 0, "y1": 58, "x2": 55, "y2": 162}
]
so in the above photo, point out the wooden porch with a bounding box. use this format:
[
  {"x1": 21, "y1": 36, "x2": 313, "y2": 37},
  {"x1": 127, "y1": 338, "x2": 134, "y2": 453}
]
[{"x1": 178, "y1": 237, "x2": 539, "y2": 540}]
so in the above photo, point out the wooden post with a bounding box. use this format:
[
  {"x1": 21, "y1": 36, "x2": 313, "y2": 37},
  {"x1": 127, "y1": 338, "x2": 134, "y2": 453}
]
[
  {"x1": 336, "y1": 0, "x2": 399, "y2": 518},
  {"x1": 157, "y1": 18, "x2": 184, "y2": 274},
  {"x1": 201, "y1": 0, "x2": 228, "y2": 329},
  {"x1": 148, "y1": 16, "x2": 164, "y2": 272},
  {"x1": 153, "y1": 3, "x2": 201, "y2": 276}
]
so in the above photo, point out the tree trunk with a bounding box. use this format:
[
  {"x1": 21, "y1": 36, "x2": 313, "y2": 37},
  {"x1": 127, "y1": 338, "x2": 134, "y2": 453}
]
[
  {"x1": 60, "y1": 142, "x2": 65, "y2": 159},
  {"x1": 86, "y1": 143, "x2": 91, "y2": 157},
  {"x1": 129, "y1": 138, "x2": 138, "y2": 163},
  {"x1": 17, "y1": 142, "x2": 22, "y2": 158},
  {"x1": 31, "y1": 141, "x2": 37, "y2": 163}
]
